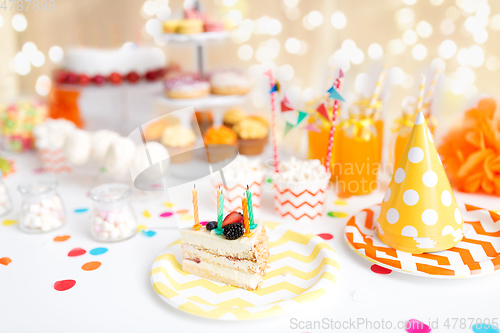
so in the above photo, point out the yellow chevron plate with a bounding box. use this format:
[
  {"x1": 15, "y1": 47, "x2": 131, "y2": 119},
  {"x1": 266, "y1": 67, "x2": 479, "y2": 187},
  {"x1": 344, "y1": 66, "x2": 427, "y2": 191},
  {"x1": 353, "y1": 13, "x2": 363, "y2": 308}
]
[{"x1": 150, "y1": 222, "x2": 341, "y2": 320}]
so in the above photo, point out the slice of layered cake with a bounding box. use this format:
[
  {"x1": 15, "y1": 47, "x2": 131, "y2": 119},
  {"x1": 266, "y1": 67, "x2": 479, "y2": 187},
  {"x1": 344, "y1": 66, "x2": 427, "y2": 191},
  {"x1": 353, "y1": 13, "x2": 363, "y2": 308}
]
[{"x1": 180, "y1": 212, "x2": 269, "y2": 290}]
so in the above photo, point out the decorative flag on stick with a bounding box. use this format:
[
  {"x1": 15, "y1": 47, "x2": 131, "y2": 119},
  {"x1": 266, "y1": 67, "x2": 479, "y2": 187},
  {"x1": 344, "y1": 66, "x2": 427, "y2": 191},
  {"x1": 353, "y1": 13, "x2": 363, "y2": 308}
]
[
  {"x1": 297, "y1": 111, "x2": 308, "y2": 125},
  {"x1": 264, "y1": 69, "x2": 280, "y2": 173},
  {"x1": 324, "y1": 74, "x2": 343, "y2": 173},
  {"x1": 284, "y1": 122, "x2": 294, "y2": 136},
  {"x1": 281, "y1": 95, "x2": 294, "y2": 112},
  {"x1": 304, "y1": 123, "x2": 321, "y2": 133},
  {"x1": 327, "y1": 86, "x2": 345, "y2": 102},
  {"x1": 316, "y1": 103, "x2": 330, "y2": 122}
]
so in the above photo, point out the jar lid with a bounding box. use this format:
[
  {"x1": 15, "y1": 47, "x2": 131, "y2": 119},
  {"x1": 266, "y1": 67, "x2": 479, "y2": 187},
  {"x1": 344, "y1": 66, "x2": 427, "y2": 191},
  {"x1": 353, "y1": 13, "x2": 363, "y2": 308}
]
[
  {"x1": 18, "y1": 179, "x2": 58, "y2": 195},
  {"x1": 90, "y1": 183, "x2": 131, "y2": 203}
]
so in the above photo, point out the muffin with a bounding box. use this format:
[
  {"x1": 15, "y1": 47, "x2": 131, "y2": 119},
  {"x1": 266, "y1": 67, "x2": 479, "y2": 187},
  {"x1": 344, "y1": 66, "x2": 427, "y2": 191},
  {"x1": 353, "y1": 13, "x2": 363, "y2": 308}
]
[
  {"x1": 209, "y1": 69, "x2": 251, "y2": 96},
  {"x1": 203, "y1": 125, "x2": 237, "y2": 163},
  {"x1": 165, "y1": 77, "x2": 210, "y2": 99},
  {"x1": 191, "y1": 111, "x2": 213, "y2": 136},
  {"x1": 144, "y1": 116, "x2": 180, "y2": 142},
  {"x1": 223, "y1": 107, "x2": 246, "y2": 129},
  {"x1": 178, "y1": 19, "x2": 204, "y2": 34},
  {"x1": 233, "y1": 116, "x2": 269, "y2": 155},
  {"x1": 161, "y1": 124, "x2": 196, "y2": 163}
]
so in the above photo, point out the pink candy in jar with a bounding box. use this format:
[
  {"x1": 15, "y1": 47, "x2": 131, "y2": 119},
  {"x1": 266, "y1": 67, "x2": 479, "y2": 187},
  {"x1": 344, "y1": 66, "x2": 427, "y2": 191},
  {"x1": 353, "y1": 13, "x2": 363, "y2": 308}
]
[
  {"x1": 18, "y1": 180, "x2": 66, "y2": 233},
  {"x1": 89, "y1": 183, "x2": 137, "y2": 242}
]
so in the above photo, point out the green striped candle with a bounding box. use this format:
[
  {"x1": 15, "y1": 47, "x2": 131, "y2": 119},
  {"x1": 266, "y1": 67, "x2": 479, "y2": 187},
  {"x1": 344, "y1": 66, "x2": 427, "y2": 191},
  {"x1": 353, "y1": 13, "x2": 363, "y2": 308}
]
[{"x1": 246, "y1": 185, "x2": 257, "y2": 229}]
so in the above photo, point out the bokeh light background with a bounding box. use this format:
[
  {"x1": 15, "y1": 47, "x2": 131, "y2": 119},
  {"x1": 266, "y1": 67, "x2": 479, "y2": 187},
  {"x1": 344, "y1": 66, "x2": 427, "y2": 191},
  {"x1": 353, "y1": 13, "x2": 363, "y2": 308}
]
[{"x1": 1, "y1": 0, "x2": 499, "y2": 140}]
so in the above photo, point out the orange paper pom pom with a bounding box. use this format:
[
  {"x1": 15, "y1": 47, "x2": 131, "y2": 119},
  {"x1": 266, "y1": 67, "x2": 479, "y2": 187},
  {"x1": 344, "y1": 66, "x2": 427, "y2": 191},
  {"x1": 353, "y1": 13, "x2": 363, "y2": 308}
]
[{"x1": 438, "y1": 98, "x2": 500, "y2": 195}]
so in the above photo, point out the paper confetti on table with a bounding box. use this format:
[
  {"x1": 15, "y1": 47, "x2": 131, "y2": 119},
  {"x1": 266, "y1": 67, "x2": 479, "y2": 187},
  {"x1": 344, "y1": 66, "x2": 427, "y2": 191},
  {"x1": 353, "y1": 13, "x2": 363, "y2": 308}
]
[
  {"x1": 74, "y1": 208, "x2": 88, "y2": 213},
  {"x1": 53, "y1": 235, "x2": 71, "y2": 242},
  {"x1": 371, "y1": 264, "x2": 392, "y2": 275},
  {"x1": 327, "y1": 211, "x2": 349, "y2": 218},
  {"x1": 82, "y1": 261, "x2": 101, "y2": 271},
  {"x1": 176, "y1": 209, "x2": 189, "y2": 214},
  {"x1": 143, "y1": 210, "x2": 151, "y2": 218},
  {"x1": 68, "y1": 248, "x2": 86, "y2": 257},
  {"x1": 0, "y1": 257, "x2": 12, "y2": 266},
  {"x1": 200, "y1": 221, "x2": 209, "y2": 226},
  {"x1": 318, "y1": 233, "x2": 334, "y2": 240},
  {"x1": 181, "y1": 214, "x2": 193, "y2": 221},
  {"x1": 142, "y1": 229, "x2": 156, "y2": 237},
  {"x1": 334, "y1": 199, "x2": 348, "y2": 205},
  {"x1": 159, "y1": 212, "x2": 173, "y2": 218},
  {"x1": 164, "y1": 202, "x2": 176, "y2": 208},
  {"x1": 54, "y1": 279, "x2": 76, "y2": 291},
  {"x1": 89, "y1": 247, "x2": 108, "y2": 256},
  {"x1": 2, "y1": 219, "x2": 17, "y2": 226},
  {"x1": 405, "y1": 319, "x2": 431, "y2": 333},
  {"x1": 137, "y1": 224, "x2": 146, "y2": 232},
  {"x1": 473, "y1": 324, "x2": 500, "y2": 333}
]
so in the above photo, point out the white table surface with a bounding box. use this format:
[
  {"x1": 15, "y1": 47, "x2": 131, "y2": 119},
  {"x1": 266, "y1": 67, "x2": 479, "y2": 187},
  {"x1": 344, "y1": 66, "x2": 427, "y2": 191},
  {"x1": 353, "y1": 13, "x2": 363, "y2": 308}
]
[{"x1": 1, "y1": 151, "x2": 499, "y2": 333}]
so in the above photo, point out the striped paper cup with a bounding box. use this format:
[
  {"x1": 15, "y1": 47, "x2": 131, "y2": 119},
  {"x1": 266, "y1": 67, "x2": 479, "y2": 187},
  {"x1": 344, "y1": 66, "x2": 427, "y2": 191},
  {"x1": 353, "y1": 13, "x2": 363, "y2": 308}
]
[
  {"x1": 38, "y1": 148, "x2": 71, "y2": 174},
  {"x1": 210, "y1": 173, "x2": 264, "y2": 213},
  {"x1": 274, "y1": 178, "x2": 330, "y2": 221}
]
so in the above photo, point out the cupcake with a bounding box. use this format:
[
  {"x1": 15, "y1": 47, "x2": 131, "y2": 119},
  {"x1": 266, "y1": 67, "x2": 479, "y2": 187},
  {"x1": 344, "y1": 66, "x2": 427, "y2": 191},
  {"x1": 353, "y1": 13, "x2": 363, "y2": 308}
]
[
  {"x1": 203, "y1": 125, "x2": 237, "y2": 163},
  {"x1": 223, "y1": 107, "x2": 246, "y2": 129},
  {"x1": 161, "y1": 124, "x2": 196, "y2": 163},
  {"x1": 144, "y1": 115, "x2": 180, "y2": 142},
  {"x1": 210, "y1": 69, "x2": 251, "y2": 96},
  {"x1": 273, "y1": 158, "x2": 330, "y2": 221},
  {"x1": 178, "y1": 19, "x2": 204, "y2": 34},
  {"x1": 191, "y1": 111, "x2": 213, "y2": 136},
  {"x1": 165, "y1": 77, "x2": 210, "y2": 99},
  {"x1": 233, "y1": 116, "x2": 269, "y2": 155}
]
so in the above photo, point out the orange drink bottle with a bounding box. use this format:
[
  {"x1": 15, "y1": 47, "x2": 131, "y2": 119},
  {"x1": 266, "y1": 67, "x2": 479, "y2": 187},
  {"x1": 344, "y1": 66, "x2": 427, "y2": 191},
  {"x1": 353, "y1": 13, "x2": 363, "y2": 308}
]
[
  {"x1": 336, "y1": 107, "x2": 380, "y2": 195},
  {"x1": 355, "y1": 99, "x2": 383, "y2": 165}
]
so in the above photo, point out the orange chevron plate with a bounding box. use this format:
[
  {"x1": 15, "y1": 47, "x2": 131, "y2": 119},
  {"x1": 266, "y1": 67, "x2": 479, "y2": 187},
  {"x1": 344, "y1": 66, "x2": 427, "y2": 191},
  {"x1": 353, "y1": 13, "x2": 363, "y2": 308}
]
[
  {"x1": 345, "y1": 205, "x2": 500, "y2": 278},
  {"x1": 150, "y1": 222, "x2": 341, "y2": 320}
]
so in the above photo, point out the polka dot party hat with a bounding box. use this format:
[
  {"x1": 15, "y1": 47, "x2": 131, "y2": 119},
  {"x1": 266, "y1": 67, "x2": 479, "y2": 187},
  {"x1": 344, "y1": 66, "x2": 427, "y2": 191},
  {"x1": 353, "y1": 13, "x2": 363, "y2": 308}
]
[{"x1": 377, "y1": 112, "x2": 463, "y2": 254}]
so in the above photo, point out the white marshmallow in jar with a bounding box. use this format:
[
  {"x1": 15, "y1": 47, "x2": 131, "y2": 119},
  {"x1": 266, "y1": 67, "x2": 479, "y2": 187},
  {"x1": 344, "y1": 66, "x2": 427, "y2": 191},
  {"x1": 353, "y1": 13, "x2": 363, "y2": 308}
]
[
  {"x1": 89, "y1": 183, "x2": 137, "y2": 242},
  {"x1": 18, "y1": 180, "x2": 66, "y2": 233}
]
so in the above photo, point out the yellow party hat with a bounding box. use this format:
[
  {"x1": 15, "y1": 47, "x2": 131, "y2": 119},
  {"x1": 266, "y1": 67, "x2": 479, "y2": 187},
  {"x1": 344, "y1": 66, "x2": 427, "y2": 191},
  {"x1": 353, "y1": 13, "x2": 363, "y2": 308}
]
[{"x1": 377, "y1": 112, "x2": 463, "y2": 254}]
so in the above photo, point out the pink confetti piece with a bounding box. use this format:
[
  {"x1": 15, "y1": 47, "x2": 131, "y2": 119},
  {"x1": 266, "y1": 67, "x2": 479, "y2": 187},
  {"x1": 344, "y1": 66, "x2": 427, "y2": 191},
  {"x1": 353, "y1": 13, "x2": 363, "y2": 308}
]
[
  {"x1": 405, "y1": 319, "x2": 431, "y2": 333},
  {"x1": 318, "y1": 233, "x2": 334, "y2": 240},
  {"x1": 54, "y1": 279, "x2": 76, "y2": 291},
  {"x1": 200, "y1": 221, "x2": 209, "y2": 226},
  {"x1": 160, "y1": 212, "x2": 173, "y2": 218}
]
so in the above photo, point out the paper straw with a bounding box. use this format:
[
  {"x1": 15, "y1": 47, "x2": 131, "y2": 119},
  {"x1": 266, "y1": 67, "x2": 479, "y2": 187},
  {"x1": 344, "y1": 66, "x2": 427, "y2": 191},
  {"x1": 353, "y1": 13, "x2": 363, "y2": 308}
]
[
  {"x1": 425, "y1": 68, "x2": 441, "y2": 107},
  {"x1": 416, "y1": 75, "x2": 426, "y2": 113},
  {"x1": 324, "y1": 77, "x2": 342, "y2": 173},
  {"x1": 368, "y1": 69, "x2": 386, "y2": 113},
  {"x1": 268, "y1": 71, "x2": 280, "y2": 173}
]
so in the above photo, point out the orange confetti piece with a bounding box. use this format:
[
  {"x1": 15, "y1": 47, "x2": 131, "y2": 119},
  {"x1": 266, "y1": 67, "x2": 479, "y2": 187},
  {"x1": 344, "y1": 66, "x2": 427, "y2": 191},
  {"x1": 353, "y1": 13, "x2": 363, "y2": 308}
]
[
  {"x1": 2, "y1": 220, "x2": 17, "y2": 226},
  {"x1": 0, "y1": 257, "x2": 12, "y2": 266},
  {"x1": 82, "y1": 261, "x2": 101, "y2": 271},
  {"x1": 53, "y1": 235, "x2": 70, "y2": 242},
  {"x1": 176, "y1": 209, "x2": 189, "y2": 214},
  {"x1": 143, "y1": 210, "x2": 151, "y2": 218}
]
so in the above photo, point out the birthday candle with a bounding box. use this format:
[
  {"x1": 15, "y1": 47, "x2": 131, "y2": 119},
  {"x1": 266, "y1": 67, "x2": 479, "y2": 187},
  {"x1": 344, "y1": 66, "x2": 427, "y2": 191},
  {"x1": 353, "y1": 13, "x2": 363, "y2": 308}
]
[
  {"x1": 246, "y1": 185, "x2": 255, "y2": 228},
  {"x1": 192, "y1": 185, "x2": 200, "y2": 229},
  {"x1": 242, "y1": 195, "x2": 250, "y2": 235},
  {"x1": 217, "y1": 190, "x2": 224, "y2": 231}
]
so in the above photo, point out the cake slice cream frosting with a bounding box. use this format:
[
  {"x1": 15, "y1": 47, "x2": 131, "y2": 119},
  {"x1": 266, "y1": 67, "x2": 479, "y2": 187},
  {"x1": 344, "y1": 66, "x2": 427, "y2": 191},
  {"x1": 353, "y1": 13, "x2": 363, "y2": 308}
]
[{"x1": 180, "y1": 219, "x2": 269, "y2": 290}]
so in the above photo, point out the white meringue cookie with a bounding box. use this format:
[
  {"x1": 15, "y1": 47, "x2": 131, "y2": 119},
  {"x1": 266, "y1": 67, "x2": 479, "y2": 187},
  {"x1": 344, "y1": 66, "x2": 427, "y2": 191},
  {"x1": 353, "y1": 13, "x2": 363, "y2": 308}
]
[
  {"x1": 64, "y1": 129, "x2": 92, "y2": 166},
  {"x1": 91, "y1": 130, "x2": 120, "y2": 163},
  {"x1": 103, "y1": 137, "x2": 136, "y2": 176},
  {"x1": 130, "y1": 141, "x2": 170, "y2": 180}
]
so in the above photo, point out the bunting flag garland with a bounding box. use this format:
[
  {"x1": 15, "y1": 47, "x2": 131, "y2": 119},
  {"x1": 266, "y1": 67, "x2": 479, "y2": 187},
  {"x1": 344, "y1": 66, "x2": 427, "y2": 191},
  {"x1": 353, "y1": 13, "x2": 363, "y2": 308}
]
[
  {"x1": 316, "y1": 103, "x2": 330, "y2": 122},
  {"x1": 297, "y1": 111, "x2": 308, "y2": 125},
  {"x1": 284, "y1": 122, "x2": 294, "y2": 136},
  {"x1": 338, "y1": 68, "x2": 344, "y2": 79},
  {"x1": 263, "y1": 69, "x2": 273, "y2": 78},
  {"x1": 304, "y1": 123, "x2": 321, "y2": 133},
  {"x1": 270, "y1": 83, "x2": 278, "y2": 94},
  {"x1": 280, "y1": 95, "x2": 294, "y2": 112},
  {"x1": 327, "y1": 86, "x2": 345, "y2": 101}
]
